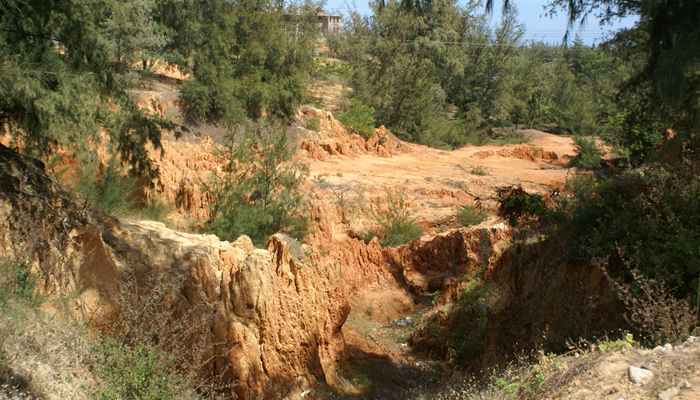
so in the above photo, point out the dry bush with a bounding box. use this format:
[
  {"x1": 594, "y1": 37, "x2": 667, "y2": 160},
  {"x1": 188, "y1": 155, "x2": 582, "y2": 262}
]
[
  {"x1": 104, "y1": 272, "x2": 232, "y2": 399},
  {"x1": 0, "y1": 256, "x2": 95, "y2": 400},
  {"x1": 609, "y1": 268, "x2": 697, "y2": 346}
]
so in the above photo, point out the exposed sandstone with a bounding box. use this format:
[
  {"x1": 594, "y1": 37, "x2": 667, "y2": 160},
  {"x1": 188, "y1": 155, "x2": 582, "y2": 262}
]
[
  {"x1": 296, "y1": 106, "x2": 406, "y2": 160},
  {"x1": 384, "y1": 224, "x2": 512, "y2": 294},
  {"x1": 0, "y1": 144, "x2": 349, "y2": 400}
]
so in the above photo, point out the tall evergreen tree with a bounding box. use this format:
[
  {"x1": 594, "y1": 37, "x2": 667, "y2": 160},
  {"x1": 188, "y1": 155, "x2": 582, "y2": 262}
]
[
  {"x1": 161, "y1": 0, "x2": 320, "y2": 127},
  {"x1": 0, "y1": 0, "x2": 176, "y2": 179}
]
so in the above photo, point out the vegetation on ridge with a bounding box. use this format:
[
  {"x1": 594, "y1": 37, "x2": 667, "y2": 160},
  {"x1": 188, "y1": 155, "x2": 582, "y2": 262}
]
[{"x1": 205, "y1": 124, "x2": 309, "y2": 247}]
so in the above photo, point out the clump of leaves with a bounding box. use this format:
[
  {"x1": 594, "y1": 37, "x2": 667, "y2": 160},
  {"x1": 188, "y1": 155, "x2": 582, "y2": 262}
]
[
  {"x1": 338, "y1": 98, "x2": 376, "y2": 139},
  {"x1": 570, "y1": 136, "x2": 602, "y2": 169},
  {"x1": 206, "y1": 123, "x2": 309, "y2": 247}
]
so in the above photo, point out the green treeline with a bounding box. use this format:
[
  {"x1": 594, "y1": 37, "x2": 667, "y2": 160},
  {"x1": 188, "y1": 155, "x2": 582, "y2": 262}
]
[
  {"x1": 330, "y1": 1, "x2": 632, "y2": 148},
  {"x1": 0, "y1": 0, "x2": 319, "y2": 177}
]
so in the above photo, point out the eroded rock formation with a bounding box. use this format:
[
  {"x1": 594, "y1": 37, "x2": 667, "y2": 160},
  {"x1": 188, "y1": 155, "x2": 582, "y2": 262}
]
[
  {"x1": 0, "y1": 144, "x2": 349, "y2": 400},
  {"x1": 296, "y1": 106, "x2": 406, "y2": 160}
]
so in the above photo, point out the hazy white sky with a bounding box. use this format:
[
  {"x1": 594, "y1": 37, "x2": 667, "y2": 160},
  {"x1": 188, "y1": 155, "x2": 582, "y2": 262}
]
[{"x1": 324, "y1": 0, "x2": 638, "y2": 45}]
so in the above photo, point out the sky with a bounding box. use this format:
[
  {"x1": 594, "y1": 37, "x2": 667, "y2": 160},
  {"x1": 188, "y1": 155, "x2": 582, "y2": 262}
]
[{"x1": 324, "y1": 0, "x2": 638, "y2": 45}]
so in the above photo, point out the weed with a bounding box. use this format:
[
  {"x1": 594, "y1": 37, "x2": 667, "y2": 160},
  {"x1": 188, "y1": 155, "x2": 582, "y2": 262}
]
[
  {"x1": 74, "y1": 157, "x2": 173, "y2": 222},
  {"x1": 411, "y1": 279, "x2": 496, "y2": 364},
  {"x1": 380, "y1": 219, "x2": 423, "y2": 247},
  {"x1": 478, "y1": 128, "x2": 530, "y2": 146},
  {"x1": 135, "y1": 198, "x2": 172, "y2": 221},
  {"x1": 595, "y1": 333, "x2": 636, "y2": 353},
  {"x1": 105, "y1": 272, "x2": 230, "y2": 397},
  {"x1": 494, "y1": 377, "x2": 519, "y2": 396},
  {"x1": 312, "y1": 174, "x2": 331, "y2": 189},
  {"x1": 313, "y1": 59, "x2": 353, "y2": 82}
]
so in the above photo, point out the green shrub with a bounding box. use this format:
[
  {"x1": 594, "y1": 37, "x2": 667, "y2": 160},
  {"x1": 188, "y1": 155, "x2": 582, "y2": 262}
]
[
  {"x1": 380, "y1": 219, "x2": 424, "y2": 247},
  {"x1": 497, "y1": 186, "x2": 547, "y2": 226},
  {"x1": 570, "y1": 136, "x2": 602, "y2": 169},
  {"x1": 470, "y1": 166, "x2": 489, "y2": 176},
  {"x1": 305, "y1": 116, "x2": 321, "y2": 132},
  {"x1": 458, "y1": 205, "x2": 488, "y2": 227},
  {"x1": 338, "y1": 98, "x2": 376, "y2": 139},
  {"x1": 366, "y1": 191, "x2": 422, "y2": 247},
  {"x1": 411, "y1": 279, "x2": 494, "y2": 363},
  {"x1": 451, "y1": 280, "x2": 493, "y2": 362},
  {"x1": 206, "y1": 124, "x2": 309, "y2": 247},
  {"x1": 562, "y1": 167, "x2": 700, "y2": 298},
  {"x1": 480, "y1": 128, "x2": 529, "y2": 146},
  {"x1": 76, "y1": 158, "x2": 138, "y2": 216},
  {"x1": 94, "y1": 339, "x2": 191, "y2": 400},
  {"x1": 74, "y1": 159, "x2": 173, "y2": 222}
]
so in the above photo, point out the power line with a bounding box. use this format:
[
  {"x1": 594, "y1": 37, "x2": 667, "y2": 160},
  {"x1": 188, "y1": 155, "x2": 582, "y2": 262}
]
[{"x1": 385, "y1": 39, "x2": 604, "y2": 48}]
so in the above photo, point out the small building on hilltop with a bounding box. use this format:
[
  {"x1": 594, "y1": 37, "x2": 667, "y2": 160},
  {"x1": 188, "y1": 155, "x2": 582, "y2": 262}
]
[
  {"x1": 285, "y1": 7, "x2": 341, "y2": 36},
  {"x1": 315, "y1": 8, "x2": 341, "y2": 35}
]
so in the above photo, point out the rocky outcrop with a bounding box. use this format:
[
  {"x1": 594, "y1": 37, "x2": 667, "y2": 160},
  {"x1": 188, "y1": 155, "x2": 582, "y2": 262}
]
[
  {"x1": 149, "y1": 134, "x2": 223, "y2": 220},
  {"x1": 409, "y1": 234, "x2": 626, "y2": 371},
  {"x1": 0, "y1": 144, "x2": 349, "y2": 400},
  {"x1": 295, "y1": 106, "x2": 406, "y2": 160},
  {"x1": 472, "y1": 144, "x2": 561, "y2": 164},
  {"x1": 385, "y1": 224, "x2": 512, "y2": 294}
]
